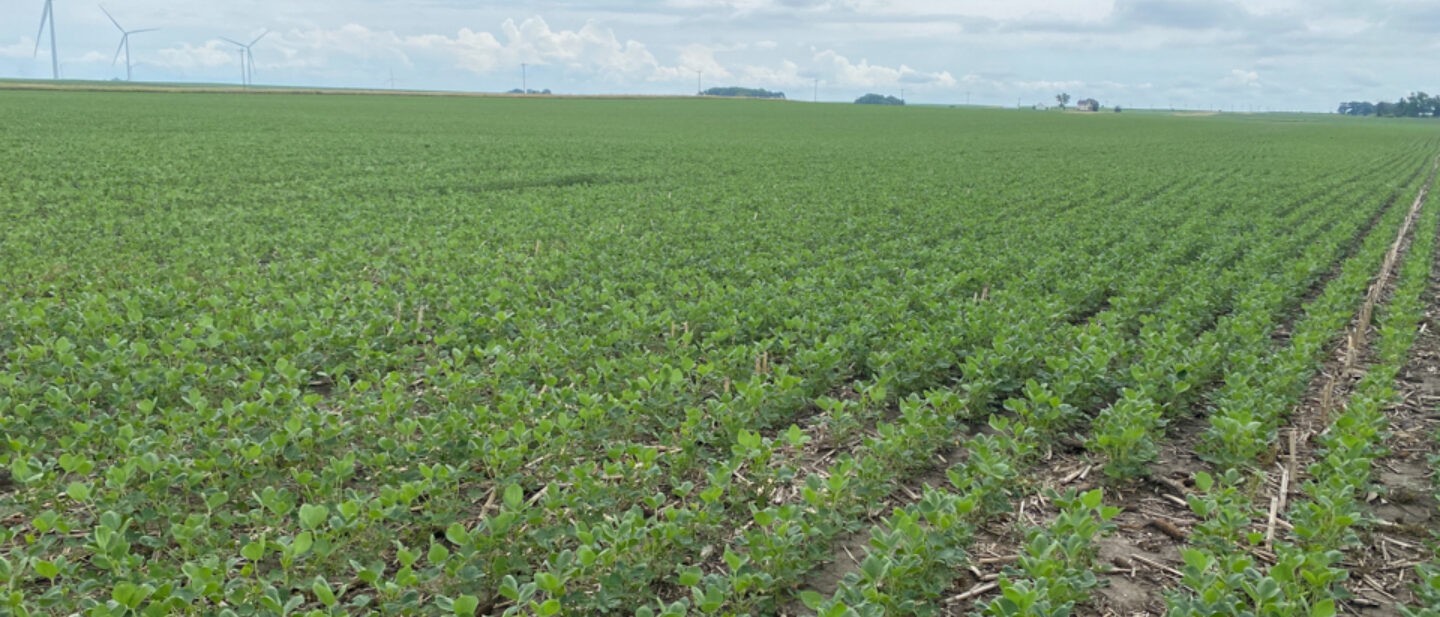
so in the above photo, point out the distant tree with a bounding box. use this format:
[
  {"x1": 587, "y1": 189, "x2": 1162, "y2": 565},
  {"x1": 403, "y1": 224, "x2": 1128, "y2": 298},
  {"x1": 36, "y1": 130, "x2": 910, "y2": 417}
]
[
  {"x1": 1056, "y1": 93, "x2": 1071, "y2": 109},
  {"x1": 854, "y1": 93, "x2": 905, "y2": 106},
  {"x1": 1403, "y1": 92, "x2": 1438, "y2": 117},
  {"x1": 1114, "y1": 105, "x2": 1123, "y2": 113},
  {"x1": 702, "y1": 86, "x2": 786, "y2": 99},
  {"x1": 1338, "y1": 93, "x2": 1439, "y2": 118},
  {"x1": 1397, "y1": 95, "x2": 1415, "y2": 117}
]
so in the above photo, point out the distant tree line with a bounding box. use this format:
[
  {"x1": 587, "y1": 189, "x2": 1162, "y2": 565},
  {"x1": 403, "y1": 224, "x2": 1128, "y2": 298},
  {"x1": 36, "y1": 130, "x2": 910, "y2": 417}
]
[
  {"x1": 855, "y1": 93, "x2": 904, "y2": 106},
  {"x1": 702, "y1": 86, "x2": 786, "y2": 99},
  {"x1": 508, "y1": 88, "x2": 552, "y2": 95},
  {"x1": 1338, "y1": 92, "x2": 1438, "y2": 117}
]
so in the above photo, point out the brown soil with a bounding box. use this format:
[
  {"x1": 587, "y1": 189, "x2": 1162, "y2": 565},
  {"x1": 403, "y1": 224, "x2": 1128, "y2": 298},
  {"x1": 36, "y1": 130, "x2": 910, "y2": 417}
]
[{"x1": 1080, "y1": 417, "x2": 1209, "y2": 617}]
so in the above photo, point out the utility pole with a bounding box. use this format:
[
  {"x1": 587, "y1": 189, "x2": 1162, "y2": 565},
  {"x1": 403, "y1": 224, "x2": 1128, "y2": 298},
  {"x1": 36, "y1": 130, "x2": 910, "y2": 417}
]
[
  {"x1": 813, "y1": 78, "x2": 818, "y2": 103},
  {"x1": 521, "y1": 63, "x2": 527, "y2": 93},
  {"x1": 697, "y1": 70, "x2": 702, "y2": 95},
  {"x1": 966, "y1": 91, "x2": 971, "y2": 106}
]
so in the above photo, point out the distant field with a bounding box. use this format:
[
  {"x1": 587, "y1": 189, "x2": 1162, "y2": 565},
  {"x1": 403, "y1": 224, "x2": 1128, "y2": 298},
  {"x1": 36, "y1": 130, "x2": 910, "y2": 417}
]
[{"x1": 3, "y1": 91, "x2": 1440, "y2": 616}]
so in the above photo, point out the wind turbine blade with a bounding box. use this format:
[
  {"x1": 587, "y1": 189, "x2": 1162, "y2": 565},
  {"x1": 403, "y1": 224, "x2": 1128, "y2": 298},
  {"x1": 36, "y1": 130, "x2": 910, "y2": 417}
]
[
  {"x1": 113, "y1": 35, "x2": 127, "y2": 65},
  {"x1": 129, "y1": 28, "x2": 159, "y2": 34},
  {"x1": 249, "y1": 30, "x2": 269, "y2": 46},
  {"x1": 99, "y1": 5, "x2": 125, "y2": 32},
  {"x1": 219, "y1": 37, "x2": 246, "y2": 47},
  {"x1": 34, "y1": 5, "x2": 49, "y2": 56}
]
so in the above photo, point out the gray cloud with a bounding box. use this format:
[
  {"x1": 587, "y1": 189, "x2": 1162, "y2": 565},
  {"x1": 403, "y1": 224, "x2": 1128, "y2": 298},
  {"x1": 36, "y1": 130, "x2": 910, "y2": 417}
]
[{"x1": 1112, "y1": 0, "x2": 1247, "y2": 30}]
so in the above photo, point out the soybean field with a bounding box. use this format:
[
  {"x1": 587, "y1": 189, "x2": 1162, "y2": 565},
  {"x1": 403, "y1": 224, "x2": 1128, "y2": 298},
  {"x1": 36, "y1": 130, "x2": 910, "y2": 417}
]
[{"x1": 4, "y1": 91, "x2": 1440, "y2": 617}]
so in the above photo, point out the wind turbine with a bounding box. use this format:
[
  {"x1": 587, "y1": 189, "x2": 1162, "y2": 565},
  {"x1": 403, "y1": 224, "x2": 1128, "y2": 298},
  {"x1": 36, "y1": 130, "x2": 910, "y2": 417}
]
[
  {"x1": 100, "y1": 5, "x2": 156, "y2": 82},
  {"x1": 33, "y1": 0, "x2": 59, "y2": 79},
  {"x1": 220, "y1": 30, "x2": 267, "y2": 88}
]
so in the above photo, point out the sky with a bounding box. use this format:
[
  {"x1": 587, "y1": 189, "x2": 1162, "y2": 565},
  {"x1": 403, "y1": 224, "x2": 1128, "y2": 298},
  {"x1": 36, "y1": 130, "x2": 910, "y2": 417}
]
[{"x1": 2, "y1": 0, "x2": 1436, "y2": 111}]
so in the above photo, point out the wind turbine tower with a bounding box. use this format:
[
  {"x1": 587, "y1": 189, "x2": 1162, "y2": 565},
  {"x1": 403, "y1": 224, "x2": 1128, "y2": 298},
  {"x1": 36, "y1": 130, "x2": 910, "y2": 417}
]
[
  {"x1": 101, "y1": 5, "x2": 157, "y2": 82},
  {"x1": 34, "y1": 0, "x2": 59, "y2": 79},
  {"x1": 220, "y1": 37, "x2": 246, "y2": 87}
]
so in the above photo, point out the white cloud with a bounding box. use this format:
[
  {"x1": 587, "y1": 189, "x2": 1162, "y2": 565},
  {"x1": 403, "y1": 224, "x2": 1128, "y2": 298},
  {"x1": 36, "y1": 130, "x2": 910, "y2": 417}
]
[
  {"x1": 1219, "y1": 68, "x2": 1260, "y2": 89},
  {"x1": 197, "y1": 18, "x2": 960, "y2": 92},
  {"x1": 659, "y1": 44, "x2": 733, "y2": 80},
  {"x1": 496, "y1": 18, "x2": 658, "y2": 76},
  {"x1": 266, "y1": 18, "x2": 672, "y2": 81},
  {"x1": 1013, "y1": 79, "x2": 1087, "y2": 91},
  {"x1": 0, "y1": 38, "x2": 36, "y2": 59},
  {"x1": 737, "y1": 59, "x2": 803, "y2": 86},
  {"x1": 813, "y1": 49, "x2": 955, "y2": 88},
  {"x1": 73, "y1": 51, "x2": 109, "y2": 64},
  {"x1": 153, "y1": 41, "x2": 240, "y2": 69},
  {"x1": 276, "y1": 24, "x2": 412, "y2": 69}
]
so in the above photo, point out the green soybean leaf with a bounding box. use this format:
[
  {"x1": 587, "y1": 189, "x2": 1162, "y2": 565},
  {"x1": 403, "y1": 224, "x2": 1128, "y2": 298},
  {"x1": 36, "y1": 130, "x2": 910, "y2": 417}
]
[{"x1": 453, "y1": 594, "x2": 479, "y2": 617}]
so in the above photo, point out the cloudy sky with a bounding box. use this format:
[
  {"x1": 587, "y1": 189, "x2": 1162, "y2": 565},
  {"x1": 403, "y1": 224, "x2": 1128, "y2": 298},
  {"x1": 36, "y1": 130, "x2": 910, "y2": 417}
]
[{"x1": 2, "y1": 0, "x2": 1435, "y2": 110}]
